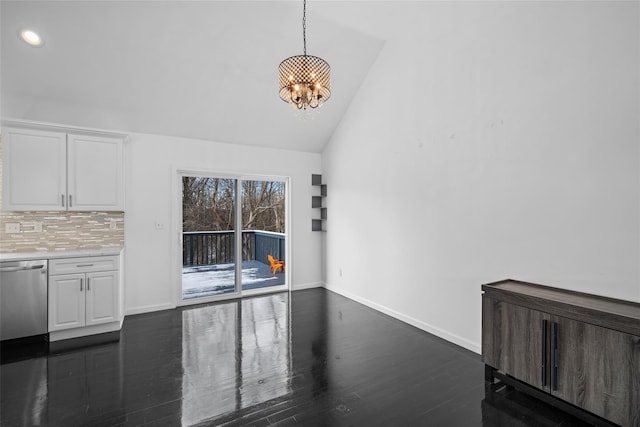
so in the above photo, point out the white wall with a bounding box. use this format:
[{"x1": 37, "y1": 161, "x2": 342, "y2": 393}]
[
  {"x1": 323, "y1": 1, "x2": 639, "y2": 353},
  {"x1": 125, "y1": 132, "x2": 322, "y2": 314}
]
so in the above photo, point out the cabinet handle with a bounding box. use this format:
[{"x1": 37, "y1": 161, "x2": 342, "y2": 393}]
[
  {"x1": 69, "y1": 195, "x2": 73, "y2": 207},
  {"x1": 87, "y1": 278, "x2": 90, "y2": 291},
  {"x1": 62, "y1": 194, "x2": 65, "y2": 207},
  {"x1": 80, "y1": 278, "x2": 83, "y2": 292},
  {"x1": 541, "y1": 319, "x2": 548, "y2": 387},
  {"x1": 552, "y1": 322, "x2": 559, "y2": 391},
  {"x1": 76, "y1": 264, "x2": 94, "y2": 268}
]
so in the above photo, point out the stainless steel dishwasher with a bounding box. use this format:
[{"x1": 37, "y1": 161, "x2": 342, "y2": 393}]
[{"x1": 0, "y1": 259, "x2": 48, "y2": 341}]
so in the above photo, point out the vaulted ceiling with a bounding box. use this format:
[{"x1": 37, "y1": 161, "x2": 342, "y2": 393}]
[{"x1": 1, "y1": 1, "x2": 385, "y2": 152}]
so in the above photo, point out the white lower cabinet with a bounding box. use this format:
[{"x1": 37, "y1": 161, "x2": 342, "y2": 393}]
[
  {"x1": 49, "y1": 274, "x2": 85, "y2": 331},
  {"x1": 48, "y1": 256, "x2": 120, "y2": 336},
  {"x1": 85, "y1": 271, "x2": 118, "y2": 325}
]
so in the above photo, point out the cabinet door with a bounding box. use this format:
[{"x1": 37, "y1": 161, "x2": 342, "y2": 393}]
[
  {"x1": 85, "y1": 271, "x2": 118, "y2": 325},
  {"x1": 67, "y1": 133, "x2": 123, "y2": 211},
  {"x1": 482, "y1": 296, "x2": 549, "y2": 390},
  {"x1": 49, "y1": 274, "x2": 86, "y2": 331},
  {"x1": 2, "y1": 127, "x2": 67, "y2": 211},
  {"x1": 551, "y1": 316, "x2": 640, "y2": 427}
]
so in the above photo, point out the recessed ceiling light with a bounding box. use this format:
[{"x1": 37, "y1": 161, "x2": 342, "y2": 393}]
[{"x1": 19, "y1": 29, "x2": 44, "y2": 47}]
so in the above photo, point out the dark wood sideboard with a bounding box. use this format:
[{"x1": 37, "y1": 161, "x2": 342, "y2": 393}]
[{"x1": 482, "y1": 279, "x2": 640, "y2": 427}]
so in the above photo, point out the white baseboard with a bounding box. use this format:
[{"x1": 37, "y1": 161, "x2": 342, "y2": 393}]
[
  {"x1": 292, "y1": 281, "x2": 323, "y2": 291},
  {"x1": 323, "y1": 282, "x2": 481, "y2": 354},
  {"x1": 125, "y1": 302, "x2": 175, "y2": 316}
]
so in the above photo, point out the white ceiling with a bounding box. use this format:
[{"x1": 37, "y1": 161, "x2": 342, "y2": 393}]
[{"x1": 1, "y1": 1, "x2": 385, "y2": 152}]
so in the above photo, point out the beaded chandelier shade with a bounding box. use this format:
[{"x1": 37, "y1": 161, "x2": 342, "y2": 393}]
[{"x1": 278, "y1": 0, "x2": 331, "y2": 110}]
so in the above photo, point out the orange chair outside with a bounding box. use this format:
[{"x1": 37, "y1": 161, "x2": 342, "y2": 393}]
[{"x1": 267, "y1": 255, "x2": 285, "y2": 274}]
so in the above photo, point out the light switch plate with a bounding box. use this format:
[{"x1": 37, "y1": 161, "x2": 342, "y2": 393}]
[{"x1": 5, "y1": 223, "x2": 20, "y2": 233}]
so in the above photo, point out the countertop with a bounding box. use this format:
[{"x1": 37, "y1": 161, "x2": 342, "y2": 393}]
[{"x1": 0, "y1": 247, "x2": 123, "y2": 261}]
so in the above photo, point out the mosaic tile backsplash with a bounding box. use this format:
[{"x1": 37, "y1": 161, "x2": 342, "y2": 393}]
[
  {"x1": 0, "y1": 211, "x2": 124, "y2": 253},
  {"x1": 0, "y1": 133, "x2": 125, "y2": 253}
]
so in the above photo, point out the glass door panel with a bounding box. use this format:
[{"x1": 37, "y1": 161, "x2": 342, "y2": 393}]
[
  {"x1": 182, "y1": 177, "x2": 237, "y2": 300},
  {"x1": 241, "y1": 180, "x2": 286, "y2": 292}
]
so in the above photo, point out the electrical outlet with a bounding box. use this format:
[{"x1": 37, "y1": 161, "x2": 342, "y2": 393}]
[
  {"x1": 5, "y1": 223, "x2": 20, "y2": 234},
  {"x1": 109, "y1": 219, "x2": 117, "y2": 231},
  {"x1": 25, "y1": 222, "x2": 43, "y2": 232}
]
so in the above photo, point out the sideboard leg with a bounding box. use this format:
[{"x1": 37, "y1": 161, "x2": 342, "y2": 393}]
[{"x1": 485, "y1": 364, "x2": 496, "y2": 383}]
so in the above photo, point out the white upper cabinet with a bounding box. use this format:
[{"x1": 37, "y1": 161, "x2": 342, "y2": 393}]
[
  {"x1": 67, "y1": 134, "x2": 124, "y2": 211},
  {"x1": 2, "y1": 127, "x2": 67, "y2": 210},
  {"x1": 2, "y1": 125, "x2": 125, "y2": 211}
]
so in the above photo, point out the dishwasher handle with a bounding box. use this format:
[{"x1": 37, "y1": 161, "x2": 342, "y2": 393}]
[{"x1": 0, "y1": 264, "x2": 47, "y2": 273}]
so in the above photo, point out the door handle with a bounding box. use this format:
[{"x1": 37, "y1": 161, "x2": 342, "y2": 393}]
[
  {"x1": 0, "y1": 264, "x2": 46, "y2": 272},
  {"x1": 541, "y1": 319, "x2": 548, "y2": 387},
  {"x1": 552, "y1": 322, "x2": 559, "y2": 391}
]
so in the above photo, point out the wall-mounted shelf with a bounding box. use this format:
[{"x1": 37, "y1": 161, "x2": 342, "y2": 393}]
[{"x1": 311, "y1": 174, "x2": 326, "y2": 232}]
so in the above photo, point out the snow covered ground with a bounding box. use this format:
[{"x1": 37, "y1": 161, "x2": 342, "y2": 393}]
[{"x1": 182, "y1": 260, "x2": 285, "y2": 299}]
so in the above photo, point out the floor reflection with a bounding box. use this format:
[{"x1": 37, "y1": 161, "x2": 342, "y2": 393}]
[
  {"x1": 0, "y1": 357, "x2": 47, "y2": 426},
  {"x1": 181, "y1": 293, "x2": 290, "y2": 426}
]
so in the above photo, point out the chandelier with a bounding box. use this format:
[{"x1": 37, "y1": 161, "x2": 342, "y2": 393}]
[{"x1": 278, "y1": 0, "x2": 331, "y2": 110}]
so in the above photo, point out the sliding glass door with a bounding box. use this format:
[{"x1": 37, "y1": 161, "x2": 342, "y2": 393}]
[
  {"x1": 241, "y1": 179, "x2": 286, "y2": 292},
  {"x1": 180, "y1": 174, "x2": 287, "y2": 303},
  {"x1": 182, "y1": 177, "x2": 238, "y2": 299}
]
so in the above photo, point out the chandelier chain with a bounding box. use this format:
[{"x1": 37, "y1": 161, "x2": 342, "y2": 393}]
[{"x1": 303, "y1": 0, "x2": 307, "y2": 56}]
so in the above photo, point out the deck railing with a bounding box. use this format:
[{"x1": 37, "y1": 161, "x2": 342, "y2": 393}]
[{"x1": 183, "y1": 230, "x2": 285, "y2": 267}]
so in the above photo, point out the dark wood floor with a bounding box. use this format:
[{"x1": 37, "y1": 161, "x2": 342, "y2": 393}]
[{"x1": 1, "y1": 288, "x2": 596, "y2": 426}]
